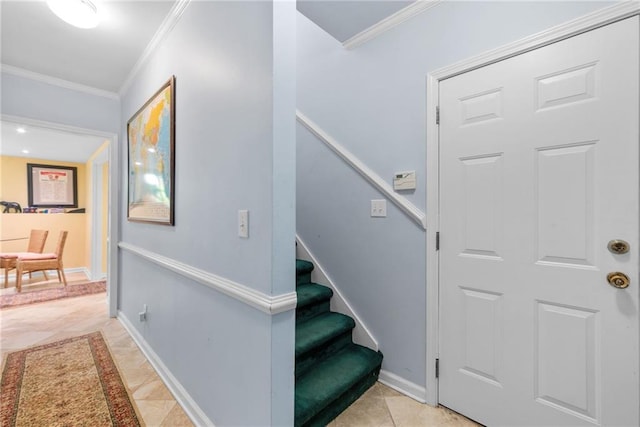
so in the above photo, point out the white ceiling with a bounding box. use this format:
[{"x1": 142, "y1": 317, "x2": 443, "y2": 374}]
[
  {"x1": 1, "y1": 0, "x2": 175, "y2": 93},
  {"x1": 1, "y1": 0, "x2": 175, "y2": 162},
  {"x1": 0, "y1": 120, "x2": 107, "y2": 163}
]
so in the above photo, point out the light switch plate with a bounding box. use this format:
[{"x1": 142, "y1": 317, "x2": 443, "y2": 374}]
[
  {"x1": 371, "y1": 199, "x2": 387, "y2": 217},
  {"x1": 238, "y1": 210, "x2": 249, "y2": 238}
]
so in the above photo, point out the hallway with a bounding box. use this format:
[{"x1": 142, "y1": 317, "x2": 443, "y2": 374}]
[
  {"x1": 1, "y1": 275, "x2": 479, "y2": 426},
  {"x1": 0, "y1": 285, "x2": 193, "y2": 426}
]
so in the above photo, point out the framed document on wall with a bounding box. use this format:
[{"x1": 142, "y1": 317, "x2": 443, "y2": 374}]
[{"x1": 27, "y1": 163, "x2": 78, "y2": 208}]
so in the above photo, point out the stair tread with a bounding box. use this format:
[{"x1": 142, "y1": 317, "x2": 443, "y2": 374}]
[
  {"x1": 296, "y1": 283, "x2": 333, "y2": 308},
  {"x1": 296, "y1": 312, "x2": 355, "y2": 357},
  {"x1": 296, "y1": 259, "x2": 314, "y2": 275},
  {"x1": 295, "y1": 344, "x2": 383, "y2": 426}
]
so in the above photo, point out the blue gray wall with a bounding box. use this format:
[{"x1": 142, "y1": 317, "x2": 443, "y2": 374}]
[
  {"x1": 119, "y1": 1, "x2": 295, "y2": 425},
  {"x1": 297, "y1": 0, "x2": 615, "y2": 393},
  {"x1": 1, "y1": 72, "x2": 119, "y2": 133}
]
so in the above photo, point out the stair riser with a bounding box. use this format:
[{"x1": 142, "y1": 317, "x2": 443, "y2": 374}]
[
  {"x1": 296, "y1": 301, "x2": 330, "y2": 324},
  {"x1": 297, "y1": 365, "x2": 382, "y2": 427},
  {"x1": 296, "y1": 333, "x2": 353, "y2": 379},
  {"x1": 296, "y1": 272, "x2": 312, "y2": 286}
]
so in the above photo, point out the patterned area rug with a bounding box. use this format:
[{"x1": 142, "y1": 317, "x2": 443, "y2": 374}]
[
  {"x1": 0, "y1": 280, "x2": 106, "y2": 309},
  {"x1": 1, "y1": 332, "x2": 142, "y2": 427}
]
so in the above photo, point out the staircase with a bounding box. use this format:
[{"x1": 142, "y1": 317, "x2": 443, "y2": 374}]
[{"x1": 295, "y1": 259, "x2": 383, "y2": 426}]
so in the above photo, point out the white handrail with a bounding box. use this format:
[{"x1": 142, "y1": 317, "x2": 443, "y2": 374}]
[{"x1": 296, "y1": 110, "x2": 426, "y2": 229}]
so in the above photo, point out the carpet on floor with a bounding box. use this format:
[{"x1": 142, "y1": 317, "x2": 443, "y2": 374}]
[
  {"x1": 0, "y1": 331, "x2": 142, "y2": 427},
  {"x1": 0, "y1": 280, "x2": 106, "y2": 309}
]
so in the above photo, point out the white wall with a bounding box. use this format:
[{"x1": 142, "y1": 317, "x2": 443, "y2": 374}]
[
  {"x1": 297, "y1": 0, "x2": 616, "y2": 394},
  {"x1": 119, "y1": 1, "x2": 296, "y2": 425}
]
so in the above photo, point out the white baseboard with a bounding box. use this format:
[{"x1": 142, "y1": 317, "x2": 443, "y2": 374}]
[
  {"x1": 295, "y1": 235, "x2": 379, "y2": 352},
  {"x1": 379, "y1": 369, "x2": 427, "y2": 404},
  {"x1": 117, "y1": 312, "x2": 215, "y2": 427}
]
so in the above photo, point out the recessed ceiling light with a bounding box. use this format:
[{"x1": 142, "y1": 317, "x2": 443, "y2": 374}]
[
  {"x1": 16, "y1": 127, "x2": 26, "y2": 134},
  {"x1": 22, "y1": 149, "x2": 30, "y2": 154},
  {"x1": 47, "y1": 0, "x2": 101, "y2": 29}
]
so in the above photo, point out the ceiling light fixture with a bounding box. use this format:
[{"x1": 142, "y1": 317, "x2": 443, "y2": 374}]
[
  {"x1": 47, "y1": 0, "x2": 100, "y2": 29},
  {"x1": 22, "y1": 149, "x2": 30, "y2": 154},
  {"x1": 16, "y1": 127, "x2": 26, "y2": 134}
]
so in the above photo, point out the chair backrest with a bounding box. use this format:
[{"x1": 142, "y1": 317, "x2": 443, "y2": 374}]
[
  {"x1": 55, "y1": 231, "x2": 68, "y2": 258},
  {"x1": 27, "y1": 229, "x2": 48, "y2": 253}
]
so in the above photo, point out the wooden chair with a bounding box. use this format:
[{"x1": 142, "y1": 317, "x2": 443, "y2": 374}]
[
  {"x1": 16, "y1": 231, "x2": 68, "y2": 293},
  {"x1": 0, "y1": 229, "x2": 49, "y2": 288}
]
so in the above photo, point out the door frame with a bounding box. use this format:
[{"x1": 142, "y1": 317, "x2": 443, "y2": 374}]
[
  {"x1": 1, "y1": 114, "x2": 120, "y2": 318},
  {"x1": 90, "y1": 145, "x2": 109, "y2": 281},
  {"x1": 424, "y1": 2, "x2": 640, "y2": 407}
]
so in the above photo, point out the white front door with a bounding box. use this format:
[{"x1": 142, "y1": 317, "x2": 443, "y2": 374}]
[{"x1": 438, "y1": 17, "x2": 639, "y2": 426}]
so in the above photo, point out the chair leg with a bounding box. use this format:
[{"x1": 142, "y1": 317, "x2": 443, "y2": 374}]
[
  {"x1": 59, "y1": 266, "x2": 67, "y2": 287},
  {"x1": 43, "y1": 270, "x2": 49, "y2": 281},
  {"x1": 57, "y1": 269, "x2": 62, "y2": 282},
  {"x1": 16, "y1": 265, "x2": 22, "y2": 293},
  {"x1": 3, "y1": 269, "x2": 7, "y2": 289}
]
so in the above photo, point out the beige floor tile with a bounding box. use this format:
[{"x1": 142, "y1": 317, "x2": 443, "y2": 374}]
[
  {"x1": 120, "y1": 360, "x2": 159, "y2": 391},
  {"x1": 375, "y1": 382, "x2": 404, "y2": 398},
  {"x1": 135, "y1": 400, "x2": 177, "y2": 426},
  {"x1": 133, "y1": 378, "x2": 175, "y2": 400},
  {"x1": 331, "y1": 383, "x2": 395, "y2": 427},
  {"x1": 161, "y1": 404, "x2": 194, "y2": 426},
  {"x1": 386, "y1": 396, "x2": 481, "y2": 427}
]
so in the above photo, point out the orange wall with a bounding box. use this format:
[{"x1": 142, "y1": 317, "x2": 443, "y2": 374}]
[
  {"x1": 0, "y1": 214, "x2": 87, "y2": 268},
  {"x1": 0, "y1": 156, "x2": 86, "y2": 210},
  {"x1": 1, "y1": 155, "x2": 88, "y2": 269}
]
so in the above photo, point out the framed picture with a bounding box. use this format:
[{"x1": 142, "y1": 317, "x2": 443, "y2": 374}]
[
  {"x1": 27, "y1": 163, "x2": 78, "y2": 208},
  {"x1": 127, "y1": 76, "x2": 176, "y2": 225}
]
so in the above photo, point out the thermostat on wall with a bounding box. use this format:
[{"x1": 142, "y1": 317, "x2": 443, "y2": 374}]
[{"x1": 393, "y1": 171, "x2": 416, "y2": 191}]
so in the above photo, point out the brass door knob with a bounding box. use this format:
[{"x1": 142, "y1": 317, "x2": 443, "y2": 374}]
[
  {"x1": 607, "y1": 272, "x2": 630, "y2": 289},
  {"x1": 608, "y1": 240, "x2": 630, "y2": 255}
]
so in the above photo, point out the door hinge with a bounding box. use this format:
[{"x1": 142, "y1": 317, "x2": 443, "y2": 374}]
[
  {"x1": 435, "y1": 358, "x2": 440, "y2": 378},
  {"x1": 436, "y1": 232, "x2": 440, "y2": 251},
  {"x1": 436, "y1": 106, "x2": 440, "y2": 125}
]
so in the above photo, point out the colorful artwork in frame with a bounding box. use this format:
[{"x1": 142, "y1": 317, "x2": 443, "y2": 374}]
[{"x1": 127, "y1": 76, "x2": 176, "y2": 225}]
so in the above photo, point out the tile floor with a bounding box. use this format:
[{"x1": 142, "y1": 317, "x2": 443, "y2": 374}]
[{"x1": 1, "y1": 272, "x2": 481, "y2": 426}]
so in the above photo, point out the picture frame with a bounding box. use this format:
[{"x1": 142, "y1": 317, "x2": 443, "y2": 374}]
[
  {"x1": 27, "y1": 163, "x2": 78, "y2": 208},
  {"x1": 127, "y1": 76, "x2": 176, "y2": 225}
]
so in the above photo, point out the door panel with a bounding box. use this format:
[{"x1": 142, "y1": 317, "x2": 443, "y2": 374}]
[
  {"x1": 439, "y1": 17, "x2": 639, "y2": 426},
  {"x1": 536, "y1": 142, "x2": 595, "y2": 267}
]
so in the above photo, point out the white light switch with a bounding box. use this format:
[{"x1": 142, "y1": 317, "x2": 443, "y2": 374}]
[
  {"x1": 371, "y1": 199, "x2": 387, "y2": 217},
  {"x1": 238, "y1": 210, "x2": 249, "y2": 238}
]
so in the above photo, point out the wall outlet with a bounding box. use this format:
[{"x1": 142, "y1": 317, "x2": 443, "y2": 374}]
[
  {"x1": 138, "y1": 304, "x2": 147, "y2": 322},
  {"x1": 238, "y1": 210, "x2": 249, "y2": 238},
  {"x1": 371, "y1": 199, "x2": 387, "y2": 217}
]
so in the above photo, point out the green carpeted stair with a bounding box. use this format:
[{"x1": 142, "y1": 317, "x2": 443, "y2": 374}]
[{"x1": 295, "y1": 259, "x2": 383, "y2": 427}]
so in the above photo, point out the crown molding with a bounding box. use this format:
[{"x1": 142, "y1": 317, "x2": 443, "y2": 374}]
[
  {"x1": 343, "y1": 0, "x2": 442, "y2": 50},
  {"x1": 0, "y1": 64, "x2": 119, "y2": 100},
  {"x1": 119, "y1": 242, "x2": 297, "y2": 315},
  {"x1": 119, "y1": 0, "x2": 191, "y2": 95}
]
